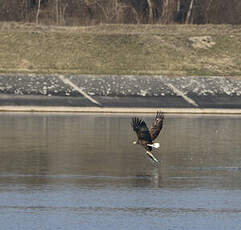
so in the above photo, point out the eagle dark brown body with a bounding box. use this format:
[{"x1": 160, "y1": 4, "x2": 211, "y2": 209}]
[{"x1": 131, "y1": 111, "x2": 164, "y2": 165}]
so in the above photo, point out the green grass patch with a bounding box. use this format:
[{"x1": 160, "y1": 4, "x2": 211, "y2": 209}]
[{"x1": 0, "y1": 22, "x2": 241, "y2": 76}]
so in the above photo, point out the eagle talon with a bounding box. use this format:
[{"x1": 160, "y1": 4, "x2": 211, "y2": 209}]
[{"x1": 146, "y1": 151, "x2": 159, "y2": 165}]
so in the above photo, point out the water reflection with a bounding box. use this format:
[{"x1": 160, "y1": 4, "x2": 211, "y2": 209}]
[{"x1": 0, "y1": 112, "x2": 240, "y2": 189}]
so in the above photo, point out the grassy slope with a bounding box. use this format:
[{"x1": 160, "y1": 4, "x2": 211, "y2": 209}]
[{"x1": 0, "y1": 22, "x2": 240, "y2": 76}]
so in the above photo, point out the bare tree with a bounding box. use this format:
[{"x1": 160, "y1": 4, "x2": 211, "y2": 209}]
[
  {"x1": 161, "y1": 0, "x2": 176, "y2": 24},
  {"x1": 1, "y1": 0, "x2": 241, "y2": 25},
  {"x1": 130, "y1": 5, "x2": 141, "y2": 24},
  {"x1": 185, "y1": 0, "x2": 194, "y2": 23},
  {"x1": 36, "y1": 0, "x2": 41, "y2": 24},
  {"x1": 56, "y1": 0, "x2": 59, "y2": 24},
  {"x1": 146, "y1": 0, "x2": 154, "y2": 23}
]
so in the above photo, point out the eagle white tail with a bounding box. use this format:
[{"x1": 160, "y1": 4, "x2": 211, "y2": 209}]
[{"x1": 147, "y1": 143, "x2": 160, "y2": 149}]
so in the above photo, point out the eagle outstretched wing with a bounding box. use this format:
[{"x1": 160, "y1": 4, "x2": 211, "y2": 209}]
[
  {"x1": 131, "y1": 117, "x2": 152, "y2": 143},
  {"x1": 150, "y1": 111, "x2": 164, "y2": 141}
]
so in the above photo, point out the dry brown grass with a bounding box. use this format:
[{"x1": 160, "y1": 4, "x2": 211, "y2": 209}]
[{"x1": 0, "y1": 22, "x2": 241, "y2": 76}]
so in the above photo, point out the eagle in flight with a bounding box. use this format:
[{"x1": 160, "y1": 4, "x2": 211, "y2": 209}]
[{"x1": 131, "y1": 111, "x2": 164, "y2": 165}]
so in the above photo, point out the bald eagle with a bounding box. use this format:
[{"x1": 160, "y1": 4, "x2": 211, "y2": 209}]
[{"x1": 131, "y1": 111, "x2": 164, "y2": 165}]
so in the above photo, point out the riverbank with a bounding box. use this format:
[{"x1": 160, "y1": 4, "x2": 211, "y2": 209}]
[
  {"x1": 0, "y1": 22, "x2": 241, "y2": 76},
  {"x1": 1, "y1": 106, "x2": 241, "y2": 114},
  {"x1": 0, "y1": 74, "x2": 240, "y2": 114}
]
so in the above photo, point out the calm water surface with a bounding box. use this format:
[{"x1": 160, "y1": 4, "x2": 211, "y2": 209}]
[{"x1": 0, "y1": 112, "x2": 241, "y2": 230}]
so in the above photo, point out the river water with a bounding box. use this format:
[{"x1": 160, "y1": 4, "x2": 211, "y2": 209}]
[{"x1": 0, "y1": 112, "x2": 240, "y2": 230}]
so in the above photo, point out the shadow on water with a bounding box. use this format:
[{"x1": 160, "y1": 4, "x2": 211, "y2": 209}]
[{"x1": 0, "y1": 112, "x2": 241, "y2": 230}]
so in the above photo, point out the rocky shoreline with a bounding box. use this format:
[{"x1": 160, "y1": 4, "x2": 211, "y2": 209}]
[{"x1": 0, "y1": 74, "x2": 240, "y2": 112}]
